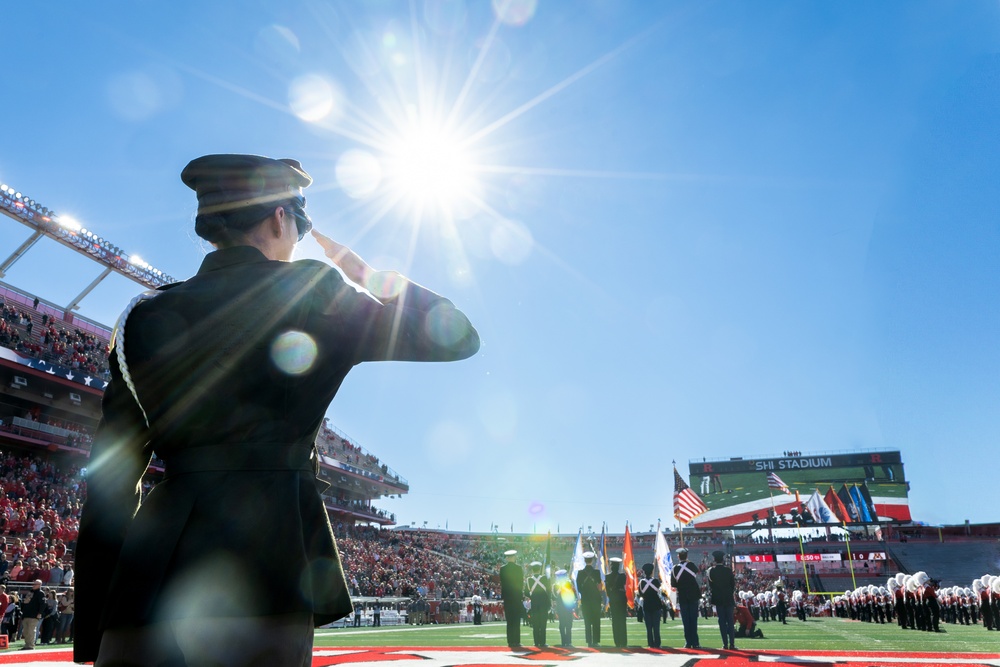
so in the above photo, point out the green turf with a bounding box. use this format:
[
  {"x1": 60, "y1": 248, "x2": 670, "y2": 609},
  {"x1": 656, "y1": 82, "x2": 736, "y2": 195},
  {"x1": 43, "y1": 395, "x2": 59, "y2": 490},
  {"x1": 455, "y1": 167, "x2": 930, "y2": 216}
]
[{"x1": 315, "y1": 617, "x2": 1000, "y2": 652}]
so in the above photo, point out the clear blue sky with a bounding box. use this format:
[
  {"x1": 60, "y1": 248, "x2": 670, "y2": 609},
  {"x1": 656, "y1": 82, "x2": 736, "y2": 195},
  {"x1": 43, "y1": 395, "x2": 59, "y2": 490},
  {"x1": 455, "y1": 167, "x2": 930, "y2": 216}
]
[{"x1": 2, "y1": 1, "x2": 998, "y2": 533}]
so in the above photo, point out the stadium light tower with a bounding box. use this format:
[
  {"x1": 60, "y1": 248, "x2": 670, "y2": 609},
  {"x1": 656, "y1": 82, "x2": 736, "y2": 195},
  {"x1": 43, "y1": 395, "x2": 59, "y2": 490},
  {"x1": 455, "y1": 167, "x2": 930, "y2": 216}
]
[{"x1": 0, "y1": 183, "x2": 178, "y2": 320}]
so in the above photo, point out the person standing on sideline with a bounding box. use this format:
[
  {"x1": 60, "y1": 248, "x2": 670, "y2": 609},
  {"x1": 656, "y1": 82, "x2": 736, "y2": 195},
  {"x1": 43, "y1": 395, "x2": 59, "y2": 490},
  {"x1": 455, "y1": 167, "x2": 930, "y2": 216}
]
[
  {"x1": 373, "y1": 600, "x2": 381, "y2": 627},
  {"x1": 707, "y1": 551, "x2": 737, "y2": 650},
  {"x1": 671, "y1": 547, "x2": 701, "y2": 649},
  {"x1": 73, "y1": 154, "x2": 480, "y2": 666},
  {"x1": 524, "y1": 561, "x2": 550, "y2": 647},
  {"x1": 20, "y1": 580, "x2": 45, "y2": 650},
  {"x1": 639, "y1": 563, "x2": 663, "y2": 648},
  {"x1": 500, "y1": 550, "x2": 524, "y2": 648},
  {"x1": 552, "y1": 569, "x2": 577, "y2": 647},
  {"x1": 605, "y1": 557, "x2": 628, "y2": 647},
  {"x1": 577, "y1": 551, "x2": 605, "y2": 647}
]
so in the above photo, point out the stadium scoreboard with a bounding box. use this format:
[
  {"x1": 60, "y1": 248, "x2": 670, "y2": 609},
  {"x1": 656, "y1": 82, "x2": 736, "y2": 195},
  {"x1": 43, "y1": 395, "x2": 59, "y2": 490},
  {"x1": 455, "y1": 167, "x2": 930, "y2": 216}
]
[{"x1": 688, "y1": 450, "x2": 910, "y2": 528}]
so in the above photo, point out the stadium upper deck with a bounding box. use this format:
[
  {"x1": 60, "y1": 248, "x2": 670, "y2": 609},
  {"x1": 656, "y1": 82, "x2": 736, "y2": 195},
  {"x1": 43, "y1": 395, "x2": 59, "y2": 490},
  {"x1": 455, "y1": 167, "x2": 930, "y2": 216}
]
[{"x1": 0, "y1": 202, "x2": 408, "y2": 527}]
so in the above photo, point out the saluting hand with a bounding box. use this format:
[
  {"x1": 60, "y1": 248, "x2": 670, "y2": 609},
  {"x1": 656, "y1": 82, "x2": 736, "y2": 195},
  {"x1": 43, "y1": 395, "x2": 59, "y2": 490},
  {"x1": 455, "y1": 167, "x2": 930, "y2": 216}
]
[{"x1": 311, "y1": 229, "x2": 374, "y2": 288}]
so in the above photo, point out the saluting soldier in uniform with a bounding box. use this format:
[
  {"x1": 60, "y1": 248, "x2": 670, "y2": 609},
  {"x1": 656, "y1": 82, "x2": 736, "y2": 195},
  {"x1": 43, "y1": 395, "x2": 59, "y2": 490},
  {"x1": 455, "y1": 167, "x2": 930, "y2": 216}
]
[
  {"x1": 605, "y1": 557, "x2": 628, "y2": 648},
  {"x1": 73, "y1": 154, "x2": 480, "y2": 666},
  {"x1": 500, "y1": 550, "x2": 524, "y2": 648},
  {"x1": 524, "y1": 561, "x2": 551, "y2": 647},
  {"x1": 577, "y1": 551, "x2": 605, "y2": 647},
  {"x1": 638, "y1": 563, "x2": 663, "y2": 648}
]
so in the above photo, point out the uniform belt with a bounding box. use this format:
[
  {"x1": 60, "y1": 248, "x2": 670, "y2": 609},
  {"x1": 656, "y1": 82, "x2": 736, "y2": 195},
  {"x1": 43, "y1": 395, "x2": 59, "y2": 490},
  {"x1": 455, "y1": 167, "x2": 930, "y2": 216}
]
[{"x1": 162, "y1": 443, "x2": 315, "y2": 478}]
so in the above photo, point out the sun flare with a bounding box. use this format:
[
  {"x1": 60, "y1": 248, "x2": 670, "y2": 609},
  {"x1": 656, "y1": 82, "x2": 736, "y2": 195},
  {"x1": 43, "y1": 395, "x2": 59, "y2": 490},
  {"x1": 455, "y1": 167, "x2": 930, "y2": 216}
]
[{"x1": 383, "y1": 122, "x2": 480, "y2": 215}]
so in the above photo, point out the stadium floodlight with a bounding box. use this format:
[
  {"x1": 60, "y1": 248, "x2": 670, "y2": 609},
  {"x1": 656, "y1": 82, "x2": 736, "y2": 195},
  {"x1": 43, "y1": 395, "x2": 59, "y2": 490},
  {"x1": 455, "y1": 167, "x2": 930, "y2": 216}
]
[
  {"x1": 0, "y1": 185, "x2": 7, "y2": 192},
  {"x1": 57, "y1": 216, "x2": 82, "y2": 232}
]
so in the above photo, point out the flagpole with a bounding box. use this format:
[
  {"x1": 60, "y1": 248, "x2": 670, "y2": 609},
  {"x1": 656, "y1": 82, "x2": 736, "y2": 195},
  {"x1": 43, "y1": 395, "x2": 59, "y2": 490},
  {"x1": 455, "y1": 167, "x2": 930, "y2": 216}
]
[{"x1": 767, "y1": 486, "x2": 776, "y2": 544}]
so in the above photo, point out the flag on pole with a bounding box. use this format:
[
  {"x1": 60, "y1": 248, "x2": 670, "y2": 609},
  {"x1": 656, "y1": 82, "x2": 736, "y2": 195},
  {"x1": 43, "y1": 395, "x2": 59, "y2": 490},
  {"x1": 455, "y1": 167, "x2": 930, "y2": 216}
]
[
  {"x1": 599, "y1": 524, "x2": 608, "y2": 583},
  {"x1": 849, "y1": 484, "x2": 873, "y2": 522},
  {"x1": 767, "y1": 471, "x2": 790, "y2": 493},
  {"x1": 571, "y1": 529, "x2": 586, "y2": 586},
  {"x1": 654, "y1": 523, "x2": 673, "y2": 588},
  {"x1": 825, "y1": 485, "x2": 852, "y2": 524},
  {"x1": 838, "y1": 484, "x2": 861, "y2": 522},
  {"x1": 622, "y1": 523, "x2": 637, "y2": 609},
  {"x1": 674, "y1": 467, "x2": 708, "y2": 524},
  {"x1": 543, "y1": 531, "x2": 552, "y2": 577},
  {"x1": 805, "y1": 489, "x2": 836, "y2": 523}
]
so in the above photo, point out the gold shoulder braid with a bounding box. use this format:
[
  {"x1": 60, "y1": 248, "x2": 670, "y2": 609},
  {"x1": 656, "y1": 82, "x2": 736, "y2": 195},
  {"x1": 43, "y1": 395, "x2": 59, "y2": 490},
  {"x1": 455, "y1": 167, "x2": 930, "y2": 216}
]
[{"x1": 111, "y1": 289, "x2": 161, "y2": 427}]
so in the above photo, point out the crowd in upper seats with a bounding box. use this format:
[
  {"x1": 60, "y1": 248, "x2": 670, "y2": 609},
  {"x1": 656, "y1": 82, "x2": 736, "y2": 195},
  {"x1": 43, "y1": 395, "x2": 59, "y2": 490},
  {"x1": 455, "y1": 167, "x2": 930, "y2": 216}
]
[
  {"x1": 0, "y1": 299, "x2": 111, "y2": 378},
  {"x1": 316, "y1": 420, "x2": 404, "y2": 486}
]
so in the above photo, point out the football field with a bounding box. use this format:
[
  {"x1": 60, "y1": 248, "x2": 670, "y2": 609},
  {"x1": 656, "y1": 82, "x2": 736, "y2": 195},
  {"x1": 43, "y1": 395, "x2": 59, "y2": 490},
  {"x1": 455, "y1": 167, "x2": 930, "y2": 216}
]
[{"x1": 5, "y1": 616, "x2": 998, "y2": 665}]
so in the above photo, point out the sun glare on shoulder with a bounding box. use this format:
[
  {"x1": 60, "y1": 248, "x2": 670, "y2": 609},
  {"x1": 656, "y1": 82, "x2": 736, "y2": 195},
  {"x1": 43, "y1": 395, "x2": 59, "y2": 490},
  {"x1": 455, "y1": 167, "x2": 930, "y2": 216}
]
[{"x1": 384, "y1": 121, "x2": 480, "y2": 216}]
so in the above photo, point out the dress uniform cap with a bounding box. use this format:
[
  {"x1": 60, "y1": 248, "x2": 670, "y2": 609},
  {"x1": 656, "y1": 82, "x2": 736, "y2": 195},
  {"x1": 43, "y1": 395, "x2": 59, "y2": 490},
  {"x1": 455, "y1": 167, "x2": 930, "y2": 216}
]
[
  {"x1": 609, "y1": 557, "x2": 622, "y2": 563},
  {"x1": 530, "y1": 561, "x2": 542, "y2": 567},
  {"x1": 181, "y1": 154, "x2": 312, "y2": 216},
  {"x1": 503, "y1": 549, "x2": 517, "y2": 556},
  {"x1": 675, "y1": 547, "x2": 688, "y2": 557},
  {"x1": 554, "y1": 569, "x2": 567, "y2": 576},
  {"x1": 582, "y1": 551, "x2": 595, "y2": 560}
]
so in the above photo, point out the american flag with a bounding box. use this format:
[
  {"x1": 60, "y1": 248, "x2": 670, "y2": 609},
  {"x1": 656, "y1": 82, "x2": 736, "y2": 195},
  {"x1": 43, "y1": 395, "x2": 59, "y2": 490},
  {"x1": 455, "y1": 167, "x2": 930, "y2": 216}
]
[
  {"x1": 673, "y1": 467, "x2": 708, "y2": 524},
  {"x1": 767, "y1": 471, "x2": 790, "y2": 493}
]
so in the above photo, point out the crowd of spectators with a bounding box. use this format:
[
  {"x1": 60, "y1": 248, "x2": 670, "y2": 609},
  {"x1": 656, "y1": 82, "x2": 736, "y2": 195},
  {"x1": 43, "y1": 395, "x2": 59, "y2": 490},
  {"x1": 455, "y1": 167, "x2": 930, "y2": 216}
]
[
  {"x1": 334, "y1": 526, "x2": 508, "y2": 600},
  {"x1": 0, "y1": 298, "x2": 111, "y2": 379},
  {"x1": 316, "y1": 420, "x2": 405, "y2": 486}
]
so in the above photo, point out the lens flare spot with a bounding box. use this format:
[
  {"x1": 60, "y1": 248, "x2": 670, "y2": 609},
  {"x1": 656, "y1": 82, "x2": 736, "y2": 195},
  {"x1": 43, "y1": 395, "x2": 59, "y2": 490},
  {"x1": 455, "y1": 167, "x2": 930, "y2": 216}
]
[
  {"x1": 366, "y1": 270, "x2": 405, "y2": 300},
  {"x1": 270, "y1": 331, "x2": 317, "y2": 375},
  {"x1": 492, "y1": 0, "x2": 538, "y2": 26},
  {"x1": 336, "y1": 150, "x2": 383, "y2": 199},
  {"x1": 107, "y1": 70, "x2": 167, "y2": 121},
  {"x1": 528, "y1": 501, "x2": 545, "y2": 516},
  {"x1": 424, "y1": 302, "x2": 471, "y2": 348},
  {"x1": 490, "y1": 220, "x2": 533, "y2": 265},
  {"x1": 288, "y1": 74, "x2": 340, "y2": 122}
]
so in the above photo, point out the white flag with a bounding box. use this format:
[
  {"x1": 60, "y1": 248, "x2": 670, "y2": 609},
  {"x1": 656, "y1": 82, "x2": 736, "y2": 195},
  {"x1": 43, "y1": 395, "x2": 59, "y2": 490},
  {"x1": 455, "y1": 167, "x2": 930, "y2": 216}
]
[
  {"x1": 571, "y1": 530, "x2": 586, "y2": 587},
  {"x1": 805, "y1": 489, "x2": 836, "y2": 524},
  {"x1": 654, "y1": 526, "x2": 672, "y2": 588}
]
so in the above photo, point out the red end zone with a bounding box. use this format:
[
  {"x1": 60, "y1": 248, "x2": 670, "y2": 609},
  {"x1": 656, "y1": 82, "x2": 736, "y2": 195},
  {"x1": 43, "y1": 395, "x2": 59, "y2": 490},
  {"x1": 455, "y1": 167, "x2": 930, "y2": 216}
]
[{"x1": 4, "y1": 647, "x2": 998, "y2": 666}]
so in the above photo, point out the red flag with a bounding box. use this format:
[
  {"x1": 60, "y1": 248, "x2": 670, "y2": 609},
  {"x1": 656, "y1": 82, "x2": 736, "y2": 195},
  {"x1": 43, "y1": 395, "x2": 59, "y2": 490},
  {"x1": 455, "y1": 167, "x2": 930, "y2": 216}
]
[
  {"x1": 825, "y1": 485, "x2": 852, "y2": 524},
  {"x1": 674, "y1": 467, "x2": 708, "y2": 524},
  {"x1": 622, "y1": 523, "x2": 638, "y2": 609}
]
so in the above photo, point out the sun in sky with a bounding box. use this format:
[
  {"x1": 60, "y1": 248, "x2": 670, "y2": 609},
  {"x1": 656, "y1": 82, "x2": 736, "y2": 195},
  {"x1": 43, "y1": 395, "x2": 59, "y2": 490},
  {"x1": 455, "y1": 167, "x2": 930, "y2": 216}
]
[{"x1": 271, "y1": 0, "x2": 648, "y2": 273}]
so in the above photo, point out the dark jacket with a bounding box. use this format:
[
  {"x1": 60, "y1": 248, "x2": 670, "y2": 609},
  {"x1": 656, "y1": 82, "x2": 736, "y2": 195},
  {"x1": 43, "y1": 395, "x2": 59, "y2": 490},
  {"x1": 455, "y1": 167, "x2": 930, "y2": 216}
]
[
  {"x1": 500, "y1": 562, "x2": 524, "y2": 604},
  {"x1": 605, "y1": 569, "x2": 628, "y2": 611},
  {"x1": 577, "y1": 566, "x2": 603, "y2": 608},
  {"x1": 21, "y1": 589, "x2": 45, "y2": 618},
  {"x1": 671, "y1": 560, "x2": 701, "y2": 602},
  {"x1": 707, "y1": 563, "x2": 736, "y2": 607},
  {"x1": 74, "y1": 246, "x2": 479, "y2": 661}
]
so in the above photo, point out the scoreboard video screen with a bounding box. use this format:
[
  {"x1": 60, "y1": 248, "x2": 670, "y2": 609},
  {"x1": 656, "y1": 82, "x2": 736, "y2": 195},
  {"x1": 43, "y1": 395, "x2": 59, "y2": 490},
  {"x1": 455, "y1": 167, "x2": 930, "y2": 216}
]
[{"x1": 687, "y1": 451, "x2": 910, "y2": 528}]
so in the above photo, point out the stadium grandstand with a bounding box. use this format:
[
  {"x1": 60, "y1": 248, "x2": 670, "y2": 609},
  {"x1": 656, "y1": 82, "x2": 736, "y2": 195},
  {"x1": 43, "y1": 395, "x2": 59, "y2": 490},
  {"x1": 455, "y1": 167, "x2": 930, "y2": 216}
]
[{"x1": 1, "y1": 181, "x2": 998, "y2": 634}]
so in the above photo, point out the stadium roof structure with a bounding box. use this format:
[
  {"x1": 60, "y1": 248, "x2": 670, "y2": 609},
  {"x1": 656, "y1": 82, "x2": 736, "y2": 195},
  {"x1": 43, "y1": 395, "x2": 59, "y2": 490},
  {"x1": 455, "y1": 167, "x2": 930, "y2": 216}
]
[{"x1": 0, "y1": 182, "x2": 178, "y2": 317}]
